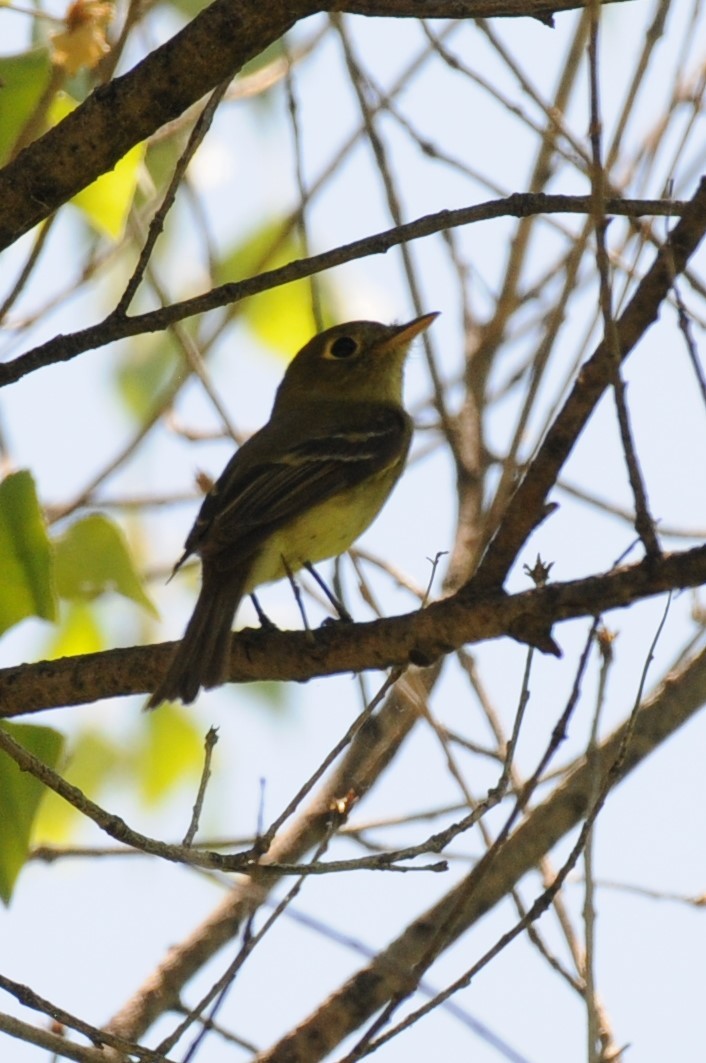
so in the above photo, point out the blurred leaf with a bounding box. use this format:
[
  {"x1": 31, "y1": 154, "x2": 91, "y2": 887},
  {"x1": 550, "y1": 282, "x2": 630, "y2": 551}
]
[
  {"x1": 54, "y1": 513, "x2": 158, "y2": 617},
  {"x1": 0, "y1": 471, "x2": 57, "y2": 636},
  {"x1": 143, "y1": 131, "x2": 186, "y2": 205},
  {"x1": 45, "y1": 600, "x2": 105, "y2": 660},
  {"x1": 50, "y1": 0, "x2": 113, "y2": 77},
  {"x1": 136, "y1": 703, "x2": 204, "y2": 805},
  {"x1": 247, "y1": 681, "x2": 288, "y2": 711},
  {"x1": 33, "y1": 729, "x2": 119, "y2": 843},
  {"x1": 0, "y1": 723, "x2": 64, "y2": 904},
  {"x1": 165, "y1": 0, "x2": 211, "y2": 20},
  {"x1": 114, "y1": 333, "x2": 176, "y2": 421},
  {"x1": 216, "y1": 221, "x2": 338, "y2": 358},
  {"x1": 239, "y1": 39, "x2": 287, "y2": 78},
  {"x1": 48, "y1": 91, "x2": 145, "y2": 239},
  {"x1": 0, "y1": 49, "x2": 52, "y2": 165}
]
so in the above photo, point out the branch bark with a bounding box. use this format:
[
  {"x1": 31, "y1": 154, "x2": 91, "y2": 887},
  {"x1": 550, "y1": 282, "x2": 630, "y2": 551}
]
[
  {"x1": 0, "y1": 194, "x2": 683, "y2": 390},
  {"x1": 0, "y1": 1, "x2": 313, "y2": 251},
  {"x1": 2, "y1": 544, "x2": 705, "y2": 716},
  {"x1": 473, "y1": 174, "x2": 706, "y2": 589},
  {"x1": 0, "y1": 0, "x2": 631, "y2": 253}
]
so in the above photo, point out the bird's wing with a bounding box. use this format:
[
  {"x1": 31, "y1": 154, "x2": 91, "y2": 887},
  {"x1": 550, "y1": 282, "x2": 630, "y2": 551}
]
[{"x1": 185, "y1": 404, "x2": 411, "y2": 564}]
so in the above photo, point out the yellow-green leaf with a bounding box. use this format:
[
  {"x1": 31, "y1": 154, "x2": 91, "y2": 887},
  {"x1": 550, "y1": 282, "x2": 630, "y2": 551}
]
[
  {"x1": 0, "y1": 723, "x2": 64, "y2": 904},
  {"x1": 54, "y1": 513, "x2": 158, "y2": 617},
  {"x1": 32, "y1": 729, "x2": 118, "y2": 843},
  {"x1": 48, "y1": 91, "x2": 145, "y2": 240},
  {"x1": 45, "y1": 601, "x2": 105, "y2": 660},
  {"x1": 0, "y1": 470, "x2": 57, "y2": 635},
  {"x1": 239, "y1": 39, "x2": 287, "y2": 79},
  {"x1": 135, "y1": 703, "x2": 204, "y2": 805},
  {"x1": 166, "y1": 0, "x2": 211, "y2": 19},
  {"x1": 216, "y1": 221, "x2": 338, "y2": 359},
  {"x1": 114, "y1": 332, "x2": 176, "y2": 421},
  {"x1": 0, "y1": 49, "x2": 52, "y2": 166}
]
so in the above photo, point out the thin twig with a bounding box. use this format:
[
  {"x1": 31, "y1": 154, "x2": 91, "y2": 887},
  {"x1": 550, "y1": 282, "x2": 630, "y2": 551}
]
[
  {"x1": 115, "y1": 78, "x2": 232, "y2": 317},
  {"x1": 183, "y1": 727, "x2": 219, "y2": 847}
]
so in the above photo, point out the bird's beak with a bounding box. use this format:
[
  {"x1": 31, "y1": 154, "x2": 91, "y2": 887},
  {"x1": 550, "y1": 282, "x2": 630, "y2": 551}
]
[{"x1": 379, "y1": 311, "x2": 440, "y2": 351}]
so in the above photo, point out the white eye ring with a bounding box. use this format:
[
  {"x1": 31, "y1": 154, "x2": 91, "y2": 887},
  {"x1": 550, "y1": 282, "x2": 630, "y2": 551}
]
[{"x1": 327, "y1": 335, "x2": 358, "y2": 359}]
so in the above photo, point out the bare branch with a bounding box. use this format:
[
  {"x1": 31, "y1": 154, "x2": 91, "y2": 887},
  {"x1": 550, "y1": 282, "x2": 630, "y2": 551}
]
[
  {"x1": 254, "y1": 642, "x2": 706, "y2": 1062},
  {"x1": 0, "y1": 193, "x2": 685, "y2": 389}
]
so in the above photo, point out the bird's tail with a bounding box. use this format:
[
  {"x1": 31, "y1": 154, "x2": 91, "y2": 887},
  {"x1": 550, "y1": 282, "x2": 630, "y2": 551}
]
[{"x1": 146, "y1": 568, "x2": 246, "y2": 709}]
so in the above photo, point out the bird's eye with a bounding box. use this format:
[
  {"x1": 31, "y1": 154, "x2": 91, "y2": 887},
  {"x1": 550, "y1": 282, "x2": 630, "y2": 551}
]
[{"x1": 329, "y1": 335, "x2": 358, "y2": 359}]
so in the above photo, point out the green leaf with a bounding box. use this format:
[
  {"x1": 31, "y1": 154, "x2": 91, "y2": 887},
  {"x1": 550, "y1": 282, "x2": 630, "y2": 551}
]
[
  {"x1": 167, "y1": 0, "x2": 212, "y2": 19},
  {"x1": 48, "y1": 91, "x2": 145, "y2": 240},
  {"x1": 135, "y1": 704, "x2": 204, "y2": 805},
  {"x1": 0, "y1": 723, "x2": 64, "y2": 904},
  {"x1": 114, "y1": 333, "x2": 176, "y2": 421},
  {"x1": 143, "y1": 132, "x2": 187, "y2": 206},
  {"x1": 247, "y1": 680, "x2": 288, "y2": 711},
  {"x1": 0, "y1": 470, "x2": 57, "y2": 635},
  {"x1": 44, "y1": 601, "x2": 105, "y2": 660},
  {"x1": 0, "y1": 49, "x2": 52, "y2": 166},
  {"x1": 239, "y1": 39, "x2": 287, "y2": 79},
  {"x1": 54, "y1": 513, "x2": 158, "y2": 617},
  {"x1": 32, "y1": 729, "x2": 118, "y2": 843},
  {"x1": 216, "y1": 221, "x2": 339, "y2": 358}
]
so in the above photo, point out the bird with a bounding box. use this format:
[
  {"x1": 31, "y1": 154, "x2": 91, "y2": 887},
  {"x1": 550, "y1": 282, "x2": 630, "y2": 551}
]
[{"x1": 147, "y1": 311, "x2": 438, "y2": 708}]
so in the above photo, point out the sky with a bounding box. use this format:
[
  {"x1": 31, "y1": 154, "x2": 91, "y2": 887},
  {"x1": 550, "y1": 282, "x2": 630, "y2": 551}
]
[{"x1": 2, "y1": 2, "x2": 706, "y2": 1061}]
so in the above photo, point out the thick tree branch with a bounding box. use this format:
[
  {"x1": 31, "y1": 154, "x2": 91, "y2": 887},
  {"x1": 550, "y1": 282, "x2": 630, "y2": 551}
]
[
  {"x1": 2, "y1": 544, "x2": 705, "y2": 716},
  {"x1": 0, "y1": 1, "x2": 313, "y2": 252},
  {"x1": 0, "y1": 0, "x2": 630, "y2": 253},
  {"x1": 346, "y1": 0, "x2": 613, "y2": 11}
]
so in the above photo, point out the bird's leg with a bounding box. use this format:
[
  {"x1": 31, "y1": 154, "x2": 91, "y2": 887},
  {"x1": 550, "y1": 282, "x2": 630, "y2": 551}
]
[
  {"x1": 304, "y1": 561, "x2": 353, "y2": 623},
  {"x1": 250, "y1": 592, "x2": 278, "y2": 631},
  {"x1": 281, "y1": 556, "x2": 314, "y2": 639}
]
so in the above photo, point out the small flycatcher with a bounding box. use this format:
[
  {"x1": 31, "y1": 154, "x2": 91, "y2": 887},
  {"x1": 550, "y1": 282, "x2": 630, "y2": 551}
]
[{"x1": 147, "y1": 312, "x2": 438, "y2": 707}]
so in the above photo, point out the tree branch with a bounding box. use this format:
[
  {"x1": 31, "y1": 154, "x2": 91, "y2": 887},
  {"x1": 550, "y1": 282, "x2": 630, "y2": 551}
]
[
  {"x1": 104, "y1": 667, "x2": 441, "y2": 1045},
  {"x1": 2, "y1": 544, "x2": 705, "y2": 715},
  {"x1": 0, "y1": 0, "x2": 632, "y2": 253},
  {"x1": 473, "y1": 174, "x2": 706, "y2": 589},
  {"x1": 0, "y1": 1, "x2": 313, "y2": 252},
  {"x1": 0, "y1": 194, "x2": 684, "y2": 389},
  {"x1": 255, "y1": 643, "x2": 706, "y2": 1062},
  {"x1": 346, "y1": 0, "x2": 623, "y2": 13},
  {"x1": 102, "y1": 636, "x2": 706, "y2": 1053}
]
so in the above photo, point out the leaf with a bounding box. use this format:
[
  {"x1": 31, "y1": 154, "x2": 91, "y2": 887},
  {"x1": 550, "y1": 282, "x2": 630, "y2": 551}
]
[
  {"x1": 166, "y1": 0, "x2": 211, "y2": 19},
  {"x1": 247, "y1": 681, "x2": 288, "y2": 711},
  {"x1": 114, "y1": 332, "x2": 176, "y2": 421},
  {"x1": 0, "y1": 471, "x2": 57, "y2": 636},
  {"x1": 44, "y1": 601, "x2": 105, "y2": 660},
  {"x1": 143, "y1": 130, "x2": 187, "y2": 203},
  {"x1": 53, "y1": 513, "x2": 158, "y2": 617},
  {"x1": 0, "y1": 723, "x2": 64, "y2": 904},
  {"x1": 50, "y1": 0, "x2": 113, "y2": 77},
  {"x1": 48, "y1": 91, "x2": 145, "y2": 240},
  {"x1": 216, "y1": 221, "x2": 339, "y2": 358},
  {"x1": 239, "y1": 39, "x2": 287, "y2": 79},
  {"x1": 0, "y1": 49, "x2": 52, "y2": 166},
  {"x1": 135, "y1": 704, "x2": 204, "y2": 805},
  {"x1": 32, "y1": 729, "x2": 118, "y2": 843}
]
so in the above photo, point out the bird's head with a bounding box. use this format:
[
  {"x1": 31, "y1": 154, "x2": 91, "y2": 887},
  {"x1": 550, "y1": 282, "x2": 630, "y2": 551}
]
[{"x1": 274, "y1": 312, "x2": 439, "y2": 408}]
